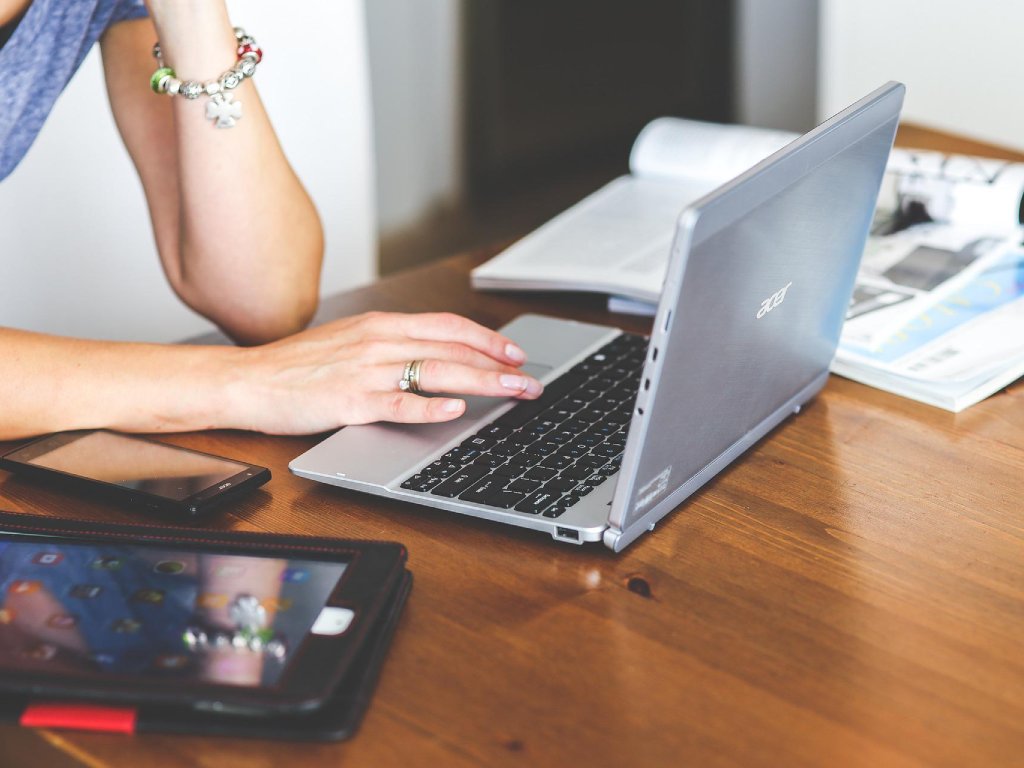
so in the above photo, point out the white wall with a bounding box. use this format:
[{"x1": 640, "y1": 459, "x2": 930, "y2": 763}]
[
  {"x1": 0, "y1": 0, "x2": 376, "y2": 343},
  {"x1": 364, "y1": 0, "x2": 461, "y2": 234},
  {"x1": 820, "y1": 0, "x2": 1024, "y2": 151},
  {"x1": 735, "y1": 0, "x2": 819, "y2": 132}
]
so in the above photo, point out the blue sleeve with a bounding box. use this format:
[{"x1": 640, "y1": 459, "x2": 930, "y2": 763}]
[{"x1": 109, "y1": 0, "x2": 149, "y2": 25}]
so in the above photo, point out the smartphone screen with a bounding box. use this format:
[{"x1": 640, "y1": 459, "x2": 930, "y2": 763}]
[
  {"x1": 1, "y1": 431, "x2": 269, "y2": 514},
  {"x1": 16, "y1": 431, "x2": 251, "y2": 501},
  {"x1": 0, "y1": 537, "x2": 348, "y2": 688}
]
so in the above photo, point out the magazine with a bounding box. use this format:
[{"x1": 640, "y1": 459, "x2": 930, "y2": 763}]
[
  {"x1": 470, "y1": 117, "x2": 1024, "y2": 410},
  {"x1": 470, "y1": 117, "x2": 798, "y2": 303},
  {"x1": 833, "y1": 243, "x2": 1024, "y2": 411}
]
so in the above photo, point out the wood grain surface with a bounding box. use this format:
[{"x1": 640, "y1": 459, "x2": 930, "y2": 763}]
[{"x1": 0, "y1": 127, "x2": 1021, "y2": 767}]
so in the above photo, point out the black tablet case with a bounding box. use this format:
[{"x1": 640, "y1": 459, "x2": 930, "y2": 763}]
[{"x1": 0, "y1": 510, "x2": 412, "y2": 742}]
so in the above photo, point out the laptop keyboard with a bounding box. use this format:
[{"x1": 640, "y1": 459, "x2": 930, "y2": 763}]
[{"x1": 400, "y1": 333, "x2": 648, "y2": 518}]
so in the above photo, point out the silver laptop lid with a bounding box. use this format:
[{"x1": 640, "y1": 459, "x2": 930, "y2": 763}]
[{"x1": 607, "y1": 82, "x2": 904, "y2": 550}]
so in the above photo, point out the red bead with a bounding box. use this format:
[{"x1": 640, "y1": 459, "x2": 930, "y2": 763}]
[{"x1": 237, "y1": 43, "x2": 263, "y2": 63}]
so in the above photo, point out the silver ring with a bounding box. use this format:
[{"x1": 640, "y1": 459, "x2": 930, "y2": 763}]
[{"x1": 398, "y1": 359, "x2": 424, "y2": 394}]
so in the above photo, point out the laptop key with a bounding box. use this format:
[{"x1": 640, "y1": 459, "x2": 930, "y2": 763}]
[
  {"x1": 543, "y1": 477, "x2": 579, "y2": 495},
  {"x1": 491, "y1": 441, "x2": 524, "y2": 458},
  {"x1": 494, "y1": 459, "x2": 529, "y2": 478},
  {"x1": 548, "y1": 429, "x2": 577, "y2": 445},
  {"x1": 507, "y1": 477, "x2": 542, "y2": 494},
  {"x1": 514, "y1": 490, "x2": 560, "y2": 515},
  {"x1": 494, "y1": 373, "x2": 588, "y2": 429},
  {"x1": 472, "y1": 454, "x2": 508, "y2": 470},
  {"x1": 458, "y1": 476, "x2": 510, "y2": 504},
  {"x1": 522, "y1": 440, "x2": 560, "y2": 457},
  {"x1": 546, "y1": 408, "x2": 575, "y2": 423},
  {"x1": 487, "y1": 491, "x2": 527, "y2": 509},
  {"x1": 425, "y1": 460, "x2": 460, "y2": 477},
  {"x1": 559, "y1": 396, "x2": 588, "y2": 413},
  {"x1": 561, "y1": 463, "x2": 595, "y2": 481},
  {"x1": 461, "y1": 435, "x2": 497, "y2": 451},
  {"x1": 523, "y1": 418, "x2": 558, "y2": 436},
  {"x1": 540, "y1": 453, "x2": 575, "y2": 470},
  {"x1": 588, "y1": 422, "x2": 620, "y2": 437},
  {"x1": 525, "y1": 466, "x2": 558, "y2": 481},
  {"x1": 400, "y1": 473, "x2": 443, "y2": 492},
  {"x1": 431, "y1": 464, "x2": 489, "y2": 497}
]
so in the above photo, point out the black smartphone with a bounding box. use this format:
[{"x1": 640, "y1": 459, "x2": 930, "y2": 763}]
[
  {"x1": 0, "y1": 430, "x2": 270, "y2": 516},
  {"x1": 0, "y1": 514, "x2": 408, "y2": 716}
]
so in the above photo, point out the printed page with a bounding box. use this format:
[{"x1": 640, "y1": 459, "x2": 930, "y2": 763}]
[
  {"x1": 844, "y1": 223, "x2": 1022, "y2": 347},
  {"x1": 472, "y1": 117, "x2": 798, "y2": 300},
  {"x1": 628, "y1": 117, "x2": 798, "y2": 183},
  {"x1": 837, "y1": 245, "x2": 1024, "y2": 392},
  {"x1": 887, "y1": 148, "x2": 1024, "y2": 231},
  {"x1": 471, "y1": 176, "x2": 713, "y2": 302}
]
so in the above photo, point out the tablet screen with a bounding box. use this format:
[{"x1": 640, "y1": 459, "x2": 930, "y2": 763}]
[{"x1": 0, "y1": 537, "x2": 348, "y2": 688}]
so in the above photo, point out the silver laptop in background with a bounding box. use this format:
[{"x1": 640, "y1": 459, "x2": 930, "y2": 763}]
[{"x1": 291, "y1": 82, "x2": 905, "y2": 551}]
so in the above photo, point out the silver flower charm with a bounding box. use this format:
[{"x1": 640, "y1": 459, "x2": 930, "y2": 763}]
[{"x1": 206, "y1": 92, "x2": 243, "y2": 129}]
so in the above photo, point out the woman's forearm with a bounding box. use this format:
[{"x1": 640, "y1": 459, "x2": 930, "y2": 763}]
[
  {"x1": 0, "y1": 311, "x2": 543, "y2": 441},
  {"x1": 102, "y1": 6, "x2": 324, "y2": 346},
  {"x1": 0, "y1": 327, "x2": 238, "y2": 441}
]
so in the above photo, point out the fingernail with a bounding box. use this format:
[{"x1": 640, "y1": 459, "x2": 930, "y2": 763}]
[
  {"x1": 442, "y1": 399, "x2": 465, "y2": 414},
  {"x1": 524, "y1": 378, "x2": 543, "y2": 397},
  {"x1": 505, "y1": 343, "x2": 526, "y2": 363},
  {"x1": 500, "y1": 374, "x2": 529, "y2": 391}
]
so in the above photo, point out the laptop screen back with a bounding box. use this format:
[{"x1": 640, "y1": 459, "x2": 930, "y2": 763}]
[{"x1": 610, "y1": 84, "x2": 903, "y2": 540}]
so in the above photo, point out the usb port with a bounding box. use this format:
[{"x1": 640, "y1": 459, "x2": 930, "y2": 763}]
[{"x1": 555, "y1": 527, "x2": 580, "y2": 541}]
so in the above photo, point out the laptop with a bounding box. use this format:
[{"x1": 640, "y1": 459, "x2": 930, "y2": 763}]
[{"x1": 291, "y1": 82, "x2": 905, "y2": 552}]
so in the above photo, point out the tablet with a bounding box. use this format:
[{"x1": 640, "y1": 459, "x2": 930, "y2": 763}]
[{"x1": 0, "y1": 512, "x2": 407, "y2": 716}]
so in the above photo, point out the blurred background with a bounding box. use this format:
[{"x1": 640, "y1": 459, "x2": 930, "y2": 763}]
[
  {"x1": 1, "y1": 0, "x2": 1020, "y2": 342},
  {"x1": 371, "y1": 0, "x2": 1023, "y2": 276}
]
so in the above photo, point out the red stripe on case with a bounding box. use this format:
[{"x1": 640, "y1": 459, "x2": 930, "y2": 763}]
[{"x1": 20, "y1": 702, "x2": 137, "y2": 733}]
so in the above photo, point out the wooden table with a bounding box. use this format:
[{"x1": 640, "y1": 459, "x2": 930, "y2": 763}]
[{"x1": 1, "y1": 127, "x2": 1022, "y2": 767}]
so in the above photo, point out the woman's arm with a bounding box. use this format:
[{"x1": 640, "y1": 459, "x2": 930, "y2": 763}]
[
  {"x1": 0, "y1": 312, "x2": 541, "y2": 441},
  {"x1": 99, "y1": 5, "x2": 324, "y2": 345}
]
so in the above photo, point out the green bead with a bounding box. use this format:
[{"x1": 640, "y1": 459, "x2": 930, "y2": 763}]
[{"x1": 150, "y1": 66, "x2": 175, "y2": 94}]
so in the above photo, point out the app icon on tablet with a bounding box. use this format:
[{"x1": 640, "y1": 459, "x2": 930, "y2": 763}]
[
  {"x1": 9, "y1": 580, "x2": 41, "y2": 595},
  {"x1": 46, "y1": 613, "x2": 78, "y2": 629},
  {"x1": 69, "y1": 584, "x2": 102, "y2": 599},
  {"x1": 131, "y1": 588, "x2": 166, "y2": 605},
  {"x1": 112, "y1": 618, "x2": 142, "y2": 634},
  {"x1": 154, "y1": 560, "x2": 186, "y2": 575}
]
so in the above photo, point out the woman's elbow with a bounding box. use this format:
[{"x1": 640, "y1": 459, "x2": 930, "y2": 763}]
[
  {"x1": 177, "y1": 278, "x2": 319, "y2": 346},
  {"x1": 221, "y1": 290, "x2": 319, "y2": 346}
]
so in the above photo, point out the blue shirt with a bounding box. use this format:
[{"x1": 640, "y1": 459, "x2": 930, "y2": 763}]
[{"x1": 0, "y1": 0, "x2": 148, "y2": 181}]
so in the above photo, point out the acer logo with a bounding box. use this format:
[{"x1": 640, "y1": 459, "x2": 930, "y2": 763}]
[{"x1": 756, "y1": 281, "x2": 793, "y2": 319}]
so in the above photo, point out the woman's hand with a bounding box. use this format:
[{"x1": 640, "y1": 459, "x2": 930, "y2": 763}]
[{"x1": 223, "y1": 312, "x2": 543, "y2": 434}]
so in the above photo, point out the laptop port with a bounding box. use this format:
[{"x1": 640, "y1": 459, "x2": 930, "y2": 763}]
[{"x1": 555, "y1": 527, "x2": 580, "y2": 542}]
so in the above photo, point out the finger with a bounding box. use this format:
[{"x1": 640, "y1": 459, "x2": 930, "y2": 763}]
[
  {"x1": 409, "y1": 359, "x2": 543, "y2": 399},
  {"x1": 363, "y1": 392, "x2": 467, "y2": 424},
  {"x1": 363, "y1": 339, "x2": 521, "y2": 375},
  {"x1": 367, "y1": 312, "x2": 527, "y2": 367}
]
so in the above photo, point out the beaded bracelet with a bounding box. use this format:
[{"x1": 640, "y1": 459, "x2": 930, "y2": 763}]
[{"x1": 149, "y1": 27, "x2": 263, "y2": 129}]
